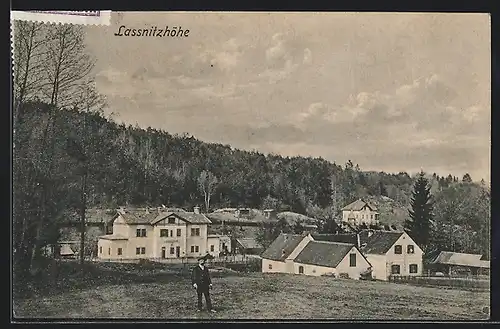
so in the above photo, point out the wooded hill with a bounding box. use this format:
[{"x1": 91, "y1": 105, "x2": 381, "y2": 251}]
[{"x1": 13, "y1": 102, "x2": 491, "y2": 264}]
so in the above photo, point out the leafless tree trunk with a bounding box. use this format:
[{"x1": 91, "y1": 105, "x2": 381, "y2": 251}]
[
  {"x1": 197, "y1": 170, "x2": 219, "y2": 212},
  {"x1": 13, "y1": 22, "x2": 98, "y2": 273}
]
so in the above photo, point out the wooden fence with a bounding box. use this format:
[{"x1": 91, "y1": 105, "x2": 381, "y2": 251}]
[{"x1": 389, "y1": 275, "x2": 490, "y2": 290}]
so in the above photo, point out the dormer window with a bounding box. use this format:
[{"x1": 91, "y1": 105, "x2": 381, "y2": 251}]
[{"x1": 167, "y1": 217, "x2": 176, "y2": 224}]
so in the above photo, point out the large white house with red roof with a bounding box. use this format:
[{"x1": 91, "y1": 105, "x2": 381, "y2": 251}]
[{"x1": 97, "y1": 206, "x2": 231, "y2": 261}]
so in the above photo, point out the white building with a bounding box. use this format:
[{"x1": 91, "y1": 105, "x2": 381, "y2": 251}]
[
  {"x1": 97, "y1": 207, "x2": 231, "y2": 261},
  {"x1": 261, "y1": 233, "x2": 372, "y2": 279},
  {"x1": 341, "y1": 199, "x2": 379, "y2": 226},
  {"x1": 312, "y1": 230, "x2": 424, "y2": 281}
]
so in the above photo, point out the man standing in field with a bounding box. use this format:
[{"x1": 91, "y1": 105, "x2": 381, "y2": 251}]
[{"x1": 191, "y1": 256, "x2": 216, "y2": 312}]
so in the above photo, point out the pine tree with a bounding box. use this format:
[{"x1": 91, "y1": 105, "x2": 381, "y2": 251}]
[
  {"x1": 462, "y1": 173, "x2": 472, "y2": 183},
  {"x1": 405, "y1": 171, "x2": 434, "y2": 252}
]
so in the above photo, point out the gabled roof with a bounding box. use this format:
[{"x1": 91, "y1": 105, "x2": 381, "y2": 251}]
[
  {"x1": 115, "y1": 209, "x2": 158, "y2": 224},
  {"x1": 235, "y1": 238, "x2": 263, "y2": 249},
  {"x1": 60, "y1": 244, "x2": 76, "y2": 256},
  {"x1": 160, "y1": 211, "x2": 212, "y2": 224},
  {"x1": 359, "y1": 230, "x2": 404, "y2": 254},
  {"x1": 341, "y1": 199, "x2": 378, "y2": 212},
  {"x1": 311, "y1": 233, "x2": 358, "y2": 244},
  {"x1": 115, "y1": 208, "x2": 211, "y2": 225},
  {"x1": 293, "y1": 241, "x2": 355, "y2": 268},
  {"x1": 431, "y1": 251, "x2": 489, "y2": 268},
  {"x1": 261, "y1": 233, "x2": 306, "y2": 261}
]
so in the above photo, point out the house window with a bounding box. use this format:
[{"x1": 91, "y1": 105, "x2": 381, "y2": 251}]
[
  {"x1": 177, "y1": 229, "x2": 181, "y2": 237},
  {"x1": 210, "y1": 245, "x2": 215, "y2": 252},
  {"x1": 170, "y1": 247, "x2": 175, "y2": 255},
  {"x1": 108, "y1": 248, "x2": 111, "y2": 255},
  {"x1": 407, "y1": 245, "x2": 415, "y2": 254},
  {"x1": 99, "y1": 246, "x2": 102, "y2": 254},
  {"x1": 137, "y1": 228, "x2": 147, "y2": 237},
  {"x1": 409, "y1": 264, "x2": 418, "y2": 274},
  {"x1": 268, "y1": 264, "x2": 272, "y2": 269},
  {"x1": 160, "y1": 229, "x2": 168, "y2": 237},
  {"x1": 141, "y1": 247, "x2": 146, "y2": 255},
  {"x1": 191, "y1": 228, "x2": 200, "y2": 236},
  {"x1": 195, "y1": 246, "x2": 199, "y2": 252},
  {"x1": 170, "y1": 230, "x2": 174, "y2": 237},
  {"x1": 168, "y1": 217, "x2": 176, "y2": 224},
  {"x1": 191, "y1": 246, "x2": 195, "y2": 253},
  {"x1": 391, "y1": 265, "x2": 401, "y2": 274},
  {"x1": 136, "y1": 247, "x2": 141, "y2": 255},
  {"x1": 394, "y1": 245, "x2": 402, "y2": 254},
  {"x1": 117, "y1": 248, "x2": 122, "y2": 256},
  {"x1": 298, "y1": 266, "x2": 304, "y2": 274},
  {"x1": 371, "y1": 214, "x2": 374, "y2": 219},
  {"x1": 349, "y1": 253, "x2": 357, "y2": 267}
]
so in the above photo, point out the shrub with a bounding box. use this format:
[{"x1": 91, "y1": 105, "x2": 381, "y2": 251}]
[{"x1": 339, "y1": 273, "x2": 350, "y2": 279}]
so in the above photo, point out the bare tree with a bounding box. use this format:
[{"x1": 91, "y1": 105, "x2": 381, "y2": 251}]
[
  {"x1": 12, "y1": 21, "x2": 46, "y2": 114},
  {"x1": 42, "y1": 24, "x2": 95, "y2": 108},
  {"x1": 197, "y1": 170, "x2": 218, "y2": 212}
]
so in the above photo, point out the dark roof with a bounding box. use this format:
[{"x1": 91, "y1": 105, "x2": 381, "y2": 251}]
[
  {"x1": 261, "y1": 233, "x2": 306, "y2": 261},
  {"x1": 431, "y1": 251, "x2": 488, "y2": 268},
  {"x1": 359, "y1": 230, "x2": 403, "y2": 254},
  {"x1": 294, "y1": 241, "x2": 355, "y2": 268},
  {"x1": 116, "y1": 209, "x2": 158, "y2": 224},
  {"x1": 341, "y1": 199, "x2": 378, "y2": 211},
  {"x1": 311, "y1": 233, "x2": 357, "y2": 244},
  {"x1": 235, "y1": 238, "x2": 263, "y2": 249}
]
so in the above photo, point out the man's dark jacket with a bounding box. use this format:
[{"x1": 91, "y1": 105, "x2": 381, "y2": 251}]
[{"x1": 191, "y1": 265, "x2": 212, "y2": 289}]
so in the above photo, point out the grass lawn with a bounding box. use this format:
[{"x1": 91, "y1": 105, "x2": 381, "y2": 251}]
[{"x1": 13, "y1": 262, "x2": 490, "y2": 320}]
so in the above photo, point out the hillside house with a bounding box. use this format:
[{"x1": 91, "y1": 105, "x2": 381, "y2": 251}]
[
  {"x1": 313, "y1": 230, "x2": 423, "y2": 281},
  {"x1": 261, "y1": 233, "x2": 371, "y2": 279},
  {"x1": 429, "y1": 251, "x2": 490, "y2": 276},
  {"x1": 97, "y1": 207, "x2": 230, "y2": 261},
  {"x1": 341, "y1": 199, "x2": 379, "y2": 226}
]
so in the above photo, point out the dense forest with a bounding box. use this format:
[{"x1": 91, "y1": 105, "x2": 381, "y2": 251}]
[{"x1": 12, "y1": 22, "x2": 491, "y2": 278}]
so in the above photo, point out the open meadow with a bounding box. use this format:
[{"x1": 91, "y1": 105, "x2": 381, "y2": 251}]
[{"x1": 13, "y1": 261, "x2": 490, "y2": 320}]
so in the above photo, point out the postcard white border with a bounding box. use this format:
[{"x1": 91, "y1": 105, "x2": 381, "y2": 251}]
[{"x1": 10, "y1": 10, "x2": 111, "y2": 26}]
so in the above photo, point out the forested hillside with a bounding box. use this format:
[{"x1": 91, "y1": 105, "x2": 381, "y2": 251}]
[
  {"x1": 14, "y1": 102, "x2": 491, "y2": 260},
  {"x1": 13, "y1": 21, "x2": 490, "y2": 285}
]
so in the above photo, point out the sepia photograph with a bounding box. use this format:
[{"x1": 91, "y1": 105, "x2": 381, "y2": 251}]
[{"x1": 11, "y1": 11, "x2": 491, "y2": 320}]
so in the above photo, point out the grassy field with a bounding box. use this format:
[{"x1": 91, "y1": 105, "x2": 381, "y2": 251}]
[{"x1": 13, "y1": 261, "x2": 490, "y2": 320}]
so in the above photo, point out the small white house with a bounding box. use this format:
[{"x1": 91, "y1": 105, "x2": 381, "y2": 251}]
[
  {"x1": 313, "y1": 230, "x2": 423, "y2": 281},
  {"x1": 261, "y1": 233, "x2": 371, "y2": 279},
  {"x1": 341, "y1": 199, "x2": 379, "y2": 226}
]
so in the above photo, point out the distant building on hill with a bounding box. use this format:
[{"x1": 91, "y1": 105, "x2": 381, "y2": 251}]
[{"x1": 341, "y1": 199, "x2": 379, "y2": 226}]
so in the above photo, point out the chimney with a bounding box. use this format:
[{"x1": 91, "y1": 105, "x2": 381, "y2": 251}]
[
  {"x1": 145, "y1": 207, "x2": 150, "y2": 214},
  {"x1": 193, "y1": 206, "x2": 200, "y2": 214}
]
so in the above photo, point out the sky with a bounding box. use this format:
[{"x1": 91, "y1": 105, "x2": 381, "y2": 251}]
[{"x1": 84, "y1": 12, "x2": 491, "y2": 182}]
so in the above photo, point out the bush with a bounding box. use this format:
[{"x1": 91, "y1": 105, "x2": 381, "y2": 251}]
[{"x1": 339, "y1": 273, "x2": 350, "y2": 279}]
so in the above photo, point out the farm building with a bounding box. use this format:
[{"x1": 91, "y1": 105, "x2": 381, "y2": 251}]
[
  {"x1": 312, "y1": 229, "x2": 423, "y2": 281},
  {"x1": 232, "y1": 237, "x2": 264, "y2": 255},
  {"x1": 261, "y1": 233, "x2": 372, "y2": 279},
  {"x1": 429, "y1": 251, "x2": 490, "y2": 276}
]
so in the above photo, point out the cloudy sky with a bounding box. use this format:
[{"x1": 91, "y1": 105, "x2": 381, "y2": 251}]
[{"x1": 84, "y1": 12, "x2": 490, "y2": 182}]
